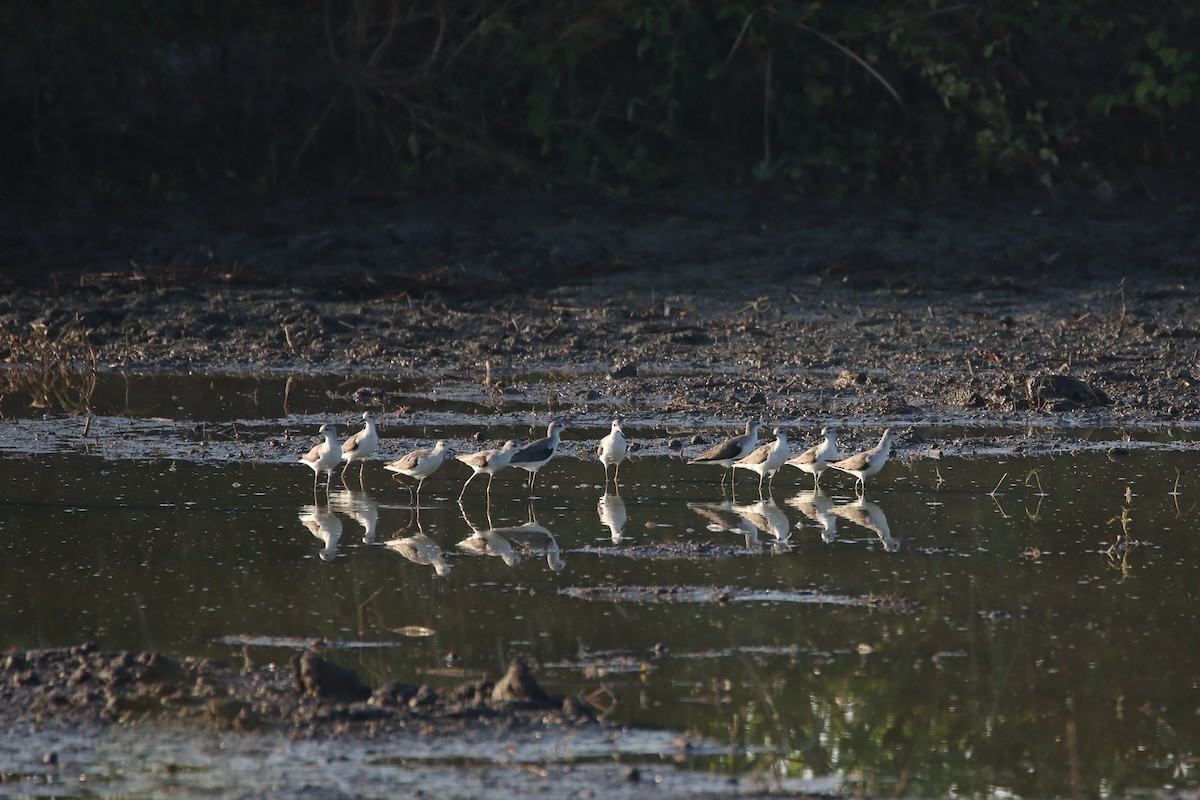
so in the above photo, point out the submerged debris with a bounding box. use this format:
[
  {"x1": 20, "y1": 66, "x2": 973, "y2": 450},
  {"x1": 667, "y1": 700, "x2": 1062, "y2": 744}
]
[{"x1": 562, "y1": 585, "x2": 916, "y2": 610}]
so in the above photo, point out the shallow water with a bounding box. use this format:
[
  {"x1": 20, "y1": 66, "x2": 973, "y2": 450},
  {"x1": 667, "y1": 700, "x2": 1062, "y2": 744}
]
[{"x1": 2, "y1": 373, "x2": 1199, "y2": 798}]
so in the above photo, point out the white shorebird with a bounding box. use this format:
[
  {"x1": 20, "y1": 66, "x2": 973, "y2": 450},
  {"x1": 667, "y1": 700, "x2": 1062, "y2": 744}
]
[
  {"x1": 786, "y1": 426, "x2": 842, "y2": 488},
  {"x1": 733, "y1": 427, "x2": 790, "y2": 495},
  {"x1": 385, "y1": 440, "x2": 449, "y2": 503},
  {"x1": 597, "y1": 419, "x2": 629, "y2": 485},
  {"x1": 299, "y1": 423, "x2": 340, "y2": 492},
  {"x1": 455, "y1": 440, "x2": 519, "y2": 500},
  {"x1": 340, "y1": 411, "x2": 379, "y2": 481},
  {"x1": 828, "y1": 429, "x2": 900, "y2": 495},
  {"x1": 509, "y1": 420, "x2": 566, "y2": 493},
  {"x1": 687, "y1": 419, "x2": 762, "y2": 486}
]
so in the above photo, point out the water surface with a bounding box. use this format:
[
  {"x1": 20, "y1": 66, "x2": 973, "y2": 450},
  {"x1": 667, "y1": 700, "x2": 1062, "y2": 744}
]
[{"x1": 1, "y1": 373, "x2": 1198, "y2": 798}]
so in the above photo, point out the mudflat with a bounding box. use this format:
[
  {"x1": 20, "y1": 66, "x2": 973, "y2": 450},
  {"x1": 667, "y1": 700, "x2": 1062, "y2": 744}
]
[{"x1": 4, "y1": 186, "x2": 1197, "y2": 425}]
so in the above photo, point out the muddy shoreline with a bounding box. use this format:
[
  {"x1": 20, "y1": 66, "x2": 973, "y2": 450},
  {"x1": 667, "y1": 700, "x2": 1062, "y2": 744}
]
[
  {"x1": 5, "y1": 186, "x2": 1199, "y2": 428},
  {"x1": 3, "y1": 186, "x2": 1199, "y2": 797}
]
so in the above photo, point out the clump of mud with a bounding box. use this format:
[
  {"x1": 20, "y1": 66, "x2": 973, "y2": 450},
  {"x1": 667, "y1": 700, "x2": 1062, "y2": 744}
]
[{"x1": 0, "y1": 644, "x2": 594, "y2": 739}]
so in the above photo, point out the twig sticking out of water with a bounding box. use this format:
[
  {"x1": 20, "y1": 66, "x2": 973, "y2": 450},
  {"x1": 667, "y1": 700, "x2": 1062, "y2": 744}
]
[
  {"x1": 1104, "y1": 506, "x2": 1140, "y2": 565},
  {"x1": 1024, "y1": 469, "x2": 1047, "y2": 497},
  {"x1": 356, "y1": 589, "x2": 384, "y2": 651}
]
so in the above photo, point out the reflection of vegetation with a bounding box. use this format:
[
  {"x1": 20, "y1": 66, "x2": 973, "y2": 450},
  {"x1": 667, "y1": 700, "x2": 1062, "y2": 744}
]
[
  {"x1": 0, "y1": 317, "x2": 98, "y2": 413},
  {"x1": 1105, "y1": 503, "x2": 1140, "y2": 572},
  {"x1": 664, "y1": 610, "x2": 1188, "y2": 798},
  {"x1": 5, "y1": 2, "x2": 1198, "y2": 190}
]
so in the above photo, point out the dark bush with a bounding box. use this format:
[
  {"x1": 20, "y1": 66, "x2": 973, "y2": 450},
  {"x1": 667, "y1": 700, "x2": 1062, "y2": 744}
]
[{"x1": 2, "y1": 1, "x2": 1197, "y2": 194}]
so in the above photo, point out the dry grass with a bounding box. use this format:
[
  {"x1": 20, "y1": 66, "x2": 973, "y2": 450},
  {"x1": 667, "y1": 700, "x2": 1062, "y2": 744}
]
[{"x1": 0, "y1": 317, "x2": 98, "y2": 415}]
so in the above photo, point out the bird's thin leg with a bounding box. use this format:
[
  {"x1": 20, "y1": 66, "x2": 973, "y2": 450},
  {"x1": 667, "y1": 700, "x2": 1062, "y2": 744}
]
[
  {"x1": 341, "y1": 462, "x2": 351, "y2": 478},
  {"x1": 358, "y1": 462, "x2": 366, "y2": 482},
  {"x1": 459, "y1": 473, "x2": 476, "y2": 501}
]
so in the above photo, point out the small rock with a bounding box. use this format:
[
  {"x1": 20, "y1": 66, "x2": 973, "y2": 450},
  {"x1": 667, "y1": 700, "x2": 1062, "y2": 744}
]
[
  {"x1": 491, "y1": 659, "x2": 547, "y2": 704},
  {"x1": 373, "y1": 681, "x2": 420, "y2": 707},
  {"x1": 561, "y1": 696, "x2": 595, "y2": 722},
  {"x1": 291, "y1": 651, "x2": 372, "y2": 703},
  {"x1": 206, "y1": 698, "x2": 250, "y2": 722},
  {"x1": 834, "y1": 369, "x2": 867, "y2": 390},
  {"x1": 408, "y1": 684, "x2": 439, "y2": 708},
  {"x1": 609, "y1": 361, "x2": 638, "y2": 380},
  {"x1": 1025, "y1": 374, "x2": 1111, "y2": 408}
]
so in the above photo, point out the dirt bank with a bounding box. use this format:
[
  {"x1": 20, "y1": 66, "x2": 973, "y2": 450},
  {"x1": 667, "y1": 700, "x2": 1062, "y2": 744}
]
[{"x1": 4, "y1": 185, "x2": 1199, "y2": 428}]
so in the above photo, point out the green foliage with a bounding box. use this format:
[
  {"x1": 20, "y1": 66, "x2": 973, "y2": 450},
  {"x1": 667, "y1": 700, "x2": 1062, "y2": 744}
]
[
  {"x1": 1, "y1": 0, "x2": 1197, "y2": 192},
  {"x1": 1092, "y1": 22, "x2": 1199, "y2": 118}
]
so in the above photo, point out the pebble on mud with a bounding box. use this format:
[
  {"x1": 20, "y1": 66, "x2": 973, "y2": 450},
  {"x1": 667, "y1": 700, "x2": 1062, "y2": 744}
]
[
  {"x1": 609, "y1": 360, "x2": 638, "y2": 379},
  {"x1": 291, "y1": 651, "x2": 372, "y2": 703},
  {"x1": 1025, "y1": 374, "x2": 1111, "y2": 410},
  {"x1": 491, "y1": 658, "x2": 548, "y2": 704}
]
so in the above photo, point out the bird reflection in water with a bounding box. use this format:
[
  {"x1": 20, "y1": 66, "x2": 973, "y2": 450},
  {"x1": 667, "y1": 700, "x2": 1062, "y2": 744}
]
[
  {"x1": 688, "y1": 500, "x2": 761, "y2": 548},
  {"x1": 298, "y1": 504, "x2": 343, "y2": 562},
  {"x1": 597, "y1": 492, "x2": 628, "y2": 544},
  {"x1": 329, "y1": 488, "x2": 379, "y2": 545},
  {"x1": 731, "y1": 497, "x2": 792, "y2": 552},
  {"x1": 787, "y1": 489, "x2": 838, "y2": 543},
  {"x1": 383, "y1": 507, "x2": 452, "y2": 577},
  {"x1": 457, "y1": 501, "x2": 564, "y2": 571},
  {"x1": 830, "y1": 496, "x2": 900, "y2": 552},
  {"x1": 456, "y1": 503, "x2": 522, "y2": 567},
  {"x1": 493, "y1": 504, "x2": 564, "y2": 573}
]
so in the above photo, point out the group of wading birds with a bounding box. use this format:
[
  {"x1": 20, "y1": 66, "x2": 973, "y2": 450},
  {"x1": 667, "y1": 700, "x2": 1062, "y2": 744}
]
[{"x1": 299, "y1": 412, "x2": 900, "y2": 501}]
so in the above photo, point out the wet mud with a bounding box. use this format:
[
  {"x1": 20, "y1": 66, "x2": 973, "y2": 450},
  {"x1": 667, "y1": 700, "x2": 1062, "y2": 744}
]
[
  {"x1": 0, "y1": 646, "x2": 591, "y2": 737},
  {"x1": 4, "y1": 187, "x2": 1200, "y2": 429}
]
